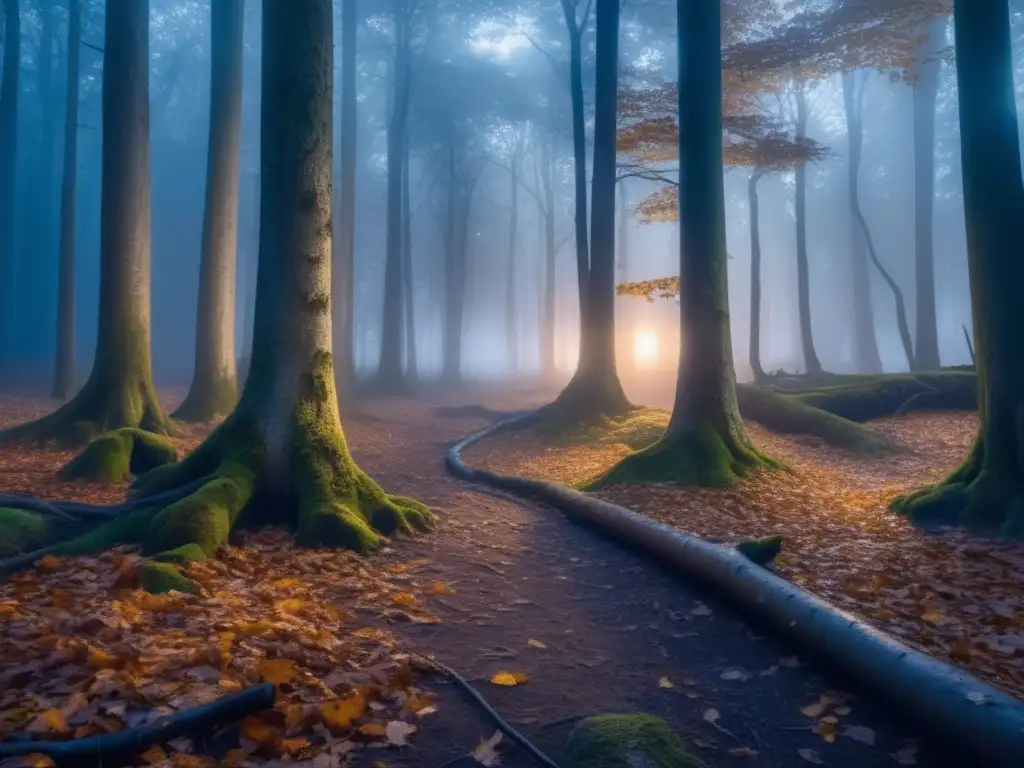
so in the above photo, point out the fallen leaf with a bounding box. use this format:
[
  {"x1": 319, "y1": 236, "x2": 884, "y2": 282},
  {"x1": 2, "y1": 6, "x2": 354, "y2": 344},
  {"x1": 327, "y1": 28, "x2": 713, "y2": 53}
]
[
  {"x1": 841, "y1": 724, "x2": 876, "y2": 745},
  {"x1": 257, "y1": 658, "x2": 296, "y2": 685},
  {"x1": 415, "y1": 705, "x2": 438, "y2": 717},
  {"x1": 322, "y1": 694, "x2": 367, "y2": 728},
  {"x1": 26, "y1": 709, "x2": 67, "y2": 734},
  {"x1": 359, "y1": 723, "x2": 388, "y2": 736},
  {"x1": 527, "y1": 639, "x2": 547, "y2": 649},
  {"x1": 797, "y1": 748, "x2": 823, "y2": 764},
  {"x1": 816, "y1": 719, "x2": 837, "y2": 743},
  {"x1": 702, "y1": 708, "x2": 720, "y2": 724},
  {"x1": 139, "y1": 745, "x2": 168, "y2": 765},
  {"x1": 921, "y1": 609, "x2": 943, "y2": 624},
  {"x1": 274, "y1": 598, "x2": 304, "y2": 615},
  {"x1": 490, "y1": 672, "x2": 526, "y2": 686},
  {"x1": 241, "y1": 714, "x2": 281, "y2": 746},
  {"x1": 800, "y1": 700, "x2": 828, "y2": 718},
  {"x1": 891, "y1": 742, "x2": 918, "y2": 765},
  {"x1": 37, "y1": 555, "x2": 61, "y2": 570},
  {"x1": 386, "y1": 720, "x2": 417, "y2": 746},
  {"x1": 472, "y1": 730, "x2": 503, "y2": 766},
  {"x1": 427, "y1": 582, "x2": 454, "y2": 595}
]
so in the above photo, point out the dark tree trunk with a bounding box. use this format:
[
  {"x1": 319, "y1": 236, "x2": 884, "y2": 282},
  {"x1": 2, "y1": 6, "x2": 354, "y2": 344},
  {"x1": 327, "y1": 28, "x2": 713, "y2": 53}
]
[
  {"x1": 63, "y1": 0, "x2": 432, "y2": 570},
  {"x1": 376, "y1": 1, "x2": 410, "y2": 390},
  {"x1": 748, "y1": 171, "x2": 765, "y2": 382},
  {"x1": 401, "y1": 127, "x2": 417, "y2": 380},
  {"x1": 4, "y1": 0, "x2": 169, "y2": 441},
  {"x1": 590, "y1": 0, "x2": 773, "y2": 489},
  {"x1": 794, "y1": 82, "x2": 822, "y2": 375},
  {"x1": 175, "y1": 0, "x2": 244, "y2": 422},
  {"x1": 335, "y1": 0, "x2": 358, "y2": 397},
  {"x1": 549, "y1": 0, "x2": 630, "y2": 421},
  {"x1": 895, "y1": 0, "x2": 1024, "y2": 537},
  {"x1": 442, "y1": 140, "x2": 461, "y2": 382},
  {"x1": 506, "y1": 160, "x2": 519, "y2": 374},
  {"x1": 53, "y1": 0, "x2": 80, "y2": 400},
  {"x1": 0, "y1": 0, "x2": 19, "y2": 368},
  {"x1": 841, "y1": 71, "x2": 883, "y2": 374},
  {"x1": 911, "y1": 16, "x2": 945, "y2": 371},
  {"x1": 561, "y1": 0, "x2": 590, "y2": 323},
  {"x1": 32, "y1": 1, "x2": 57, "y2": 364},
  {"x1": 540, "y1": 135, "x2": 557, "y2": 377}
]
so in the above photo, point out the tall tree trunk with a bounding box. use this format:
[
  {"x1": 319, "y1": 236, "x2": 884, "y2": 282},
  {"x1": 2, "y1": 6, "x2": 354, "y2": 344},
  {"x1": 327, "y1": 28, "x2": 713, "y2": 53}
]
[
  {"x1": 590, "y1": 0, "x2": 773, "y2": 489},
  {"x1": 3, "y1": 0, "x2": 169, "y2": 441},
  {"x1": 748, "y1": 171, "x2": 765, "y2": 382},
  {"x1": 53, "y1": 0, "x2": 80, "y2": 400},
  {"x1": 442, "y1": 140, "x2": 461, "y2": 382},
  {"x1": 894, "y1": 0, "x2": 1024, "y2": 536},
  {"x1": 0, "y1": 0, "x2": 19, "y2": 369},
  {"x1": 335, "y1": 0, "x2": 358, "y2": 397},
  {"x1": 616, "y1": 178, "x2": 633, "y2": 376},
  {"x1": 506, "y1": 161, "x2": 519, "y2": 374},
  {"x1": 561, "y1": 0, "x2": 590, "y2": 324},
  {"x1": 841, "y1": 70, "x2": 883, "y2": 374},
  {"x1": 549, "y1": 0, "x2": 629, "y2": 420},
  {"x1": 175, "y1": 0, "x2": 244, "y2": 422},
  {"x1": 911, "y1": 16, "x2": 946, "y2": 371},
  {"x1": 31, "y1": 0, "x2": 57, "y2": 366},
  {"x1": 376, "y1": 2, "x2": 409, "y2": 390},
  {"x1": 794, "y1": 81, "x2": 822, "y2": 375},
  {"x1": 62, "y1": 0, "x2": 432, "y2": 571},
  {"x1": 540, "y1": 135, "x2": 556, "y2": 377},
  {"x1": 401, "y1": 127, "x2": 417, "y2": 380}
]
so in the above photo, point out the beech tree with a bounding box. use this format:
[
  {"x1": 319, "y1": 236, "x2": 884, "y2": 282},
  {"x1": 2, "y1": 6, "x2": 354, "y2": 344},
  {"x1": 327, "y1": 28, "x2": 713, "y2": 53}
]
[
  {"x1": 175, "y1": 0, "x2": 245, "y2": 422},
  {"x1": 893, "y1": 0, "x2": 1024, "y2": 536},
  {"x1": 335, "y1": 0, "x2": 358, "y2": 399},
  {"x1": 52, "y1": 0, "x2": 433, "y2": 571},
  {"x1": 3, "y1": 0, "x2": 170, "y2": 441},
  {"x1": 0, "y1": 0, "x2": 19, "y2": 366},
  {"x1": 53, "y1": 0, "x2": 82, "y2": 400},
  {"x1": 591, "y1": 0, "x2": 775, "y2": 488}
]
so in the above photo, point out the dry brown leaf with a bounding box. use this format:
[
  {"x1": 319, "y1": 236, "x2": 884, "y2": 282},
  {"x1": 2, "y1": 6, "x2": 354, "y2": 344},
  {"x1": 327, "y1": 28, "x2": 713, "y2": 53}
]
[
  {"x1": 527, "y1": 639, "x2": 547, "y2": 649},
  {"x1": 385, "y1": 720, "x2": 417, "y2": 746},
  {"x1": 322, "y1": 693, "x2": 366, "y2": 728},
  {"x1": 658, "y1": 676, "x2": 674, "y2": 689},
  {"x1": 257, "y1": 658, "x2": 296, "y2": 685},
  {"x1": 841, "y1": 724, "x2": 876, "y2": 745},
  {"x1": 702, "y1": 708, "x2": 720, "y2": 724},
  {"x1": 472, "y1": 730, "x2": 503, "y2": 766}
]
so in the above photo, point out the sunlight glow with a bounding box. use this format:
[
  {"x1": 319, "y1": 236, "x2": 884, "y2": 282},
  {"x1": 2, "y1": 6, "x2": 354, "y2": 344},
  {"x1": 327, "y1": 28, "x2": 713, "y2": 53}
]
[
  {"x1": 634, "y1": 330, "x2": 660, "y2": 370},
  {"x1": 469, "y1": 16, "x2": 535, "y2": 59}
]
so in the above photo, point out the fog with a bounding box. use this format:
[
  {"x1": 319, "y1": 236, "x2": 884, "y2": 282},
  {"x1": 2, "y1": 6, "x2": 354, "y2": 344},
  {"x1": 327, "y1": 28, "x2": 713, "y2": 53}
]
[{"x1": 2, "y1": 0, "x2": 1016, "y2": 397}]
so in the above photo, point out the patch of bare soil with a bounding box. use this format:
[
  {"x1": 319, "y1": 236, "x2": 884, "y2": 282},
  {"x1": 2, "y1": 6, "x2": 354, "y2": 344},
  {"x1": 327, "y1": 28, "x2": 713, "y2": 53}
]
[{"x1": 465, "y1": 408, "x2": 1024, "y2": 701}]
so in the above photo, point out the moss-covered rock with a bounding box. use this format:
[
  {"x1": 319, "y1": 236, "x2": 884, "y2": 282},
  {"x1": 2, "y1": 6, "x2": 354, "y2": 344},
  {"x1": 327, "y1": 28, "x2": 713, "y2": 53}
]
[
  {"x1": 562, "y1": 714, "x2": 703, "y2": 768},
  {"x1": 0, "y1": 508, "x2": 51, "y2": 558},
  {"x1": 57, "y1": 428, "x2": 178, "y2": 483}
]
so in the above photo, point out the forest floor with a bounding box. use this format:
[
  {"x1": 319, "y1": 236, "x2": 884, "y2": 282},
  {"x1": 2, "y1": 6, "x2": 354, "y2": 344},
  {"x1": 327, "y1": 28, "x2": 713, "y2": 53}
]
[{"x1": 0, "y1": 388, "x2": 969, "y2": 768}]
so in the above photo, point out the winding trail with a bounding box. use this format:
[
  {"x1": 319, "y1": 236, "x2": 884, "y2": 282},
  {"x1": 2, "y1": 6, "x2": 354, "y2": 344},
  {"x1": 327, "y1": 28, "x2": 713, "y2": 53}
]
[{"x1": 344, "y1": 391, "x2": 948, "y2": 768}]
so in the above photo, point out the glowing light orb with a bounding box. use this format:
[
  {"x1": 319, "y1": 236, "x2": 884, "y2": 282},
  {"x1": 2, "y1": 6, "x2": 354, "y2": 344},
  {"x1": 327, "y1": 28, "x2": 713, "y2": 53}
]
[{"x1": 634, "y1": 330, "x2": 660, "y2": 369}]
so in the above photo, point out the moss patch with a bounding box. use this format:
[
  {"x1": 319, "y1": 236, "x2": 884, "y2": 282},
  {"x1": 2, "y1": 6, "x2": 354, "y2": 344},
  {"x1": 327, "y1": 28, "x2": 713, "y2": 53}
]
[
  {"x1": 736, "y1": 534, "x2": 783, "y2": 566},
  {"x1": 562, "y1": 714, "x2": 703, "y2": 768},
  {"x1": 136, "y1": 559, "x2": 199, "y2": 594},
  {"x1": 58, "y1": 428, "x2": 178, "y2": 483},
  {"x1": 537, "y1": 408, "x2": 669, "y2": 451},
  {"x1": 0, "y1": 508, "x2": 51, "y2": 557}
]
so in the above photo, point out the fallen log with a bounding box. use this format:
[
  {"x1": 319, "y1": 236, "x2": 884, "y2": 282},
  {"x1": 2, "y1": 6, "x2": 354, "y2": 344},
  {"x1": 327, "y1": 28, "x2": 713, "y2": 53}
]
[
  {"x1": 446, "y1": 410, "x2": 1024, "y2": 768},
  {"x1": 0, "y1": 684, "x2": 276, "y2": 768}
]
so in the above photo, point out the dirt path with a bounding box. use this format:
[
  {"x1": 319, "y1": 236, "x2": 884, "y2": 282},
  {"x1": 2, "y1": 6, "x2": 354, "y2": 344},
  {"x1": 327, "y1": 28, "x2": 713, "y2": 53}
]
[{"x1": 343, "y1": 394, "x2": 944, "y2": 768}]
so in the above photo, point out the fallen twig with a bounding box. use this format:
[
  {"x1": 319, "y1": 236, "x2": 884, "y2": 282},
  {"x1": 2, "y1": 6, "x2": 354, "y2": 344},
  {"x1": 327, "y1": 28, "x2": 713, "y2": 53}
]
[{"x1": 0, "y1": 683, "x2": 276, "y2": 767}]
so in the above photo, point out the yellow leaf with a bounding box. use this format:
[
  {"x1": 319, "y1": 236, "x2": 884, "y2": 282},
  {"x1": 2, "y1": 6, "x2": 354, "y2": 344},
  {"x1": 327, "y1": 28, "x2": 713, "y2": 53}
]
[
  {"x1": 359, "y1": 723, "x2": 388, "y2": 736},
  {"x1": 275, "y1": 598, "x2": 304, "y2": 615},
  {"x1": 527, "y1": 639, "x2": 547, "y2": 649},
  {"x1": 218, "y1": 631, "x2": 236, "y2": 656},
  {"x1": 658, "y1": 676, "x2": 674, "y2": 689},
  {"x1": 258, "y1": 658, "x2": 296, "y2": 685},
  {"x1": 403, "y1": 695, "x2": 433, "y2": 713},
  {"x1": 490, "y1": 671, "x2": 526, "y2": 686},
  {"x1": 322, "y1": 693, "x2": 366, "y2": 728},
  {"x1": 137, "y1": 593, "x2": 173, "y2": 612},
  {"x1": 921, "y1": 609, "x2": 943, "y2": 624},
  {"x1": 26, "y1": 709, "x2": 67, "y2": 734},
  {"x1": 139, "y1": 745, "x2": 167, "y2": 765},
  {"x1": 38, "y1": 555, "x2": 61, "y2": 570},
  {"x1": 281, "y1": 737, "x2": 309, "y2": 755},
  {"x1": 391, "y1": 592, "x2": 420, "y2": 609},
  {"x1": 241, "y1": 715, "x2": 281, "y2": 746},
  {"x1": 427, "y1": 581, "x2": 454, "y2": 595},
  {"x1": 272, "y1": 578, "x2": 302, "y2": 590}
]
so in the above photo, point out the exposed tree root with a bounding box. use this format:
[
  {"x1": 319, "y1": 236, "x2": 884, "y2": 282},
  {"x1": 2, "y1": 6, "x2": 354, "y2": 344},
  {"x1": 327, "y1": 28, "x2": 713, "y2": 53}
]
[
  {"x1": 891, "y1": 441, "x2": 1024, "y2": 538},
  {"x1": 586, "y1": 425, "x2": 781, "y2": 490},
  {"x1": 0, "y1": 376, "x2": 172, "y2": 446},
  {"x1": 0, "y1": 683, "x2": 276, "y2": 768},
  {"x1": 58, "y1": 428, "x2": 178, "y2": 483}
]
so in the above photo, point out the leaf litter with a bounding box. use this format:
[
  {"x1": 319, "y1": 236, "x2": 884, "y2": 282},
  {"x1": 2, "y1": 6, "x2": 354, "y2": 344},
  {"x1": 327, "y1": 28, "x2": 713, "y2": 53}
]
[
  {"x1": 467, "y1": 409, "x2": 1024, "y2": 699},
  {"x1": 0, "y1": 528, "x2": 452, "y2": 766}
]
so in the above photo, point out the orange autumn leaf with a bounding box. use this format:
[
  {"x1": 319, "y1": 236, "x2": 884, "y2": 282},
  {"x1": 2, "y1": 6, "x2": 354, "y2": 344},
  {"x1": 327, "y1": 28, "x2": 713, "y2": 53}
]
[
  {"x1": 322, "y1": 693, "x2": 366, "y2": 728},
  {"x1": 359, "y1": 722, "x2": 388, "y2": 736},
  {"x1": 490, "y1": 671, "x2": 527, "y2": 686},
  {"x1": 390, "y1": 592, "x2": 420, "y2": 610},
  {"x1": 88, "y1": 646, "x2": 118, "y2": 670},
  {"x1": 37, "y1": 555, "x2": 61, "y2": 570},
  {"x1": 274, "y1": 598, "x2": 304, "y2": 615},
  {"x1": 280, "y1": 737, "x2": 309, "y2": 755},
  {"x1": 257, "y1": 658, "x2": 296, "y2": 685},
  {"x1": 139, "y1": 745, "x2": 168, "y2": 765},
  {"x1": 427, "y1": 581, "x2": 454, "y2": 595},
  {"x1": 222, "y1": 749, "x2": 252, "y2": 766},
  {"x1": 241, "y1": 714, "x2": 282, "y2": 746},
  {"x1": 26, "y1": 709, "x2": 67, "y2": 734}
]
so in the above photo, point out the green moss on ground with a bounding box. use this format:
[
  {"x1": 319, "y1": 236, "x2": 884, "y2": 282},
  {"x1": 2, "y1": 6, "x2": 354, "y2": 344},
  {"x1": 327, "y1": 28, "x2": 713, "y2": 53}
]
[
  {"x1": 536, "y1": 408, "x2": 669, "y2": 451},
  {"x1": 562, "y1": 714, "x2": 703, "y2": 768},
  {"x1": 0, "y1": 508, "x2": 51, "y2": 558},
  {"x1": 736, "y1": 385, "x2": 893, "y2": 454},
  {"x1": 586, "y1": 425, "x2": 781, "y2": 491},
  {"x1": 58, "y1": 428, "x2": 178, "y2": 483},
  {"x1": 136, "y1": 559, "x2": 199, "y2": 594}
]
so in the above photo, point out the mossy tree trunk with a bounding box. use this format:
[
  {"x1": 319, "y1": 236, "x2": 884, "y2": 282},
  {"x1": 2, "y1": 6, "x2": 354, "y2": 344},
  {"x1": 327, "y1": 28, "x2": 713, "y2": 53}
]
[
  {"x1": 0, "y1": 0, "x2": 19, "y2": 367},
  {"x1": 5, "y1": 0, "x2": 169, "y2": 442},
  {"x1": 894, "y1": 0, "x2": 1024, "y2": 537},
  {"x1": 375, "y1": 0, "x2": 411, "y2": 392},
  {"x1": 334, "y1": 0, "x2": 358, "y2": 400},
  {"x1": 794, "y1": 81, "x2": 822, "y2": 376},
  {"x1": 748, "y1": 170, "x2": 765, "y2": 382},
  {"x1": 53, "y1": 0, "x2": 80, "y2": 400},
  {"x1": 589, "y1": 0, "x2": 774, "y2": 489},
  {"x1": 175, "y1": 0, "x2": 244, "y2": 422},
  {"x1": 549, "y1": 0, "x2": 630, "y2": 422},
  {"x1": 55, "y1": 0, "x2": 432, "y2": 575},
  {"x1": 911, "y1": 16, "x2": 945, "y2": 373},
  {"x1": 841, "y1": 70, "x2": 883, "y2": 374}
]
